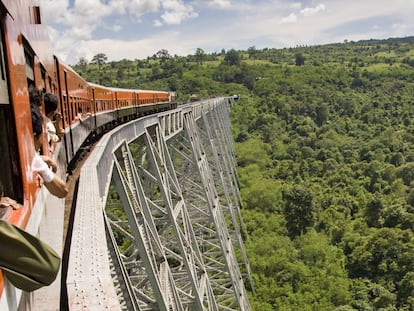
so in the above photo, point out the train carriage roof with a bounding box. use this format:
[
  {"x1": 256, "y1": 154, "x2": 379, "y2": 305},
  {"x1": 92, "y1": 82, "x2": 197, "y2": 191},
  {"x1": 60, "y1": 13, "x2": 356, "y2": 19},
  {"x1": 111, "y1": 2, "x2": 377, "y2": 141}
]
[{"x1": 87, "y1": 82, "x2": 169, "y2": 94}]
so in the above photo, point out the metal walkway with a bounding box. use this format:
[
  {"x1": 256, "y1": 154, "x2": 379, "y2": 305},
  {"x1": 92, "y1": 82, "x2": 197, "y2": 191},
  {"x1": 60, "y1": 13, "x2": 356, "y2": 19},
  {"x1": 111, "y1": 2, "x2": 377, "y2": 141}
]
[{"x1": 67, "y1": 98, "x2": 252, "y2": 310}]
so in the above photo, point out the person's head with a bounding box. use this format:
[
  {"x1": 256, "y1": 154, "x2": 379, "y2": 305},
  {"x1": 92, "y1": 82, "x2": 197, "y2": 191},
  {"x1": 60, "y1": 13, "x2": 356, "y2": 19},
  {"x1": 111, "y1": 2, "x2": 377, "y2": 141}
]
[
  {"x1": 31, "y1": 105, "x2": 43, "y2": 150},
  {"x1": 44, "y1": 93, "x2": 59, "y2": 117},
  {"x1": 29, "y1": 85, "x2": 43, "y2": 107}
]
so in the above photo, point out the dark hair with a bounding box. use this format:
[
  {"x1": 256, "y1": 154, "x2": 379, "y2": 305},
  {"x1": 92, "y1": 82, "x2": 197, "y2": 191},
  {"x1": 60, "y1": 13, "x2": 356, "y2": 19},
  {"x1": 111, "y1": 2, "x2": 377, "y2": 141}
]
[
  {"x1": 31, "y1": 105, "x2": 43, "y2": 137},
  {"x1": 44, "y1": 93, "x2": 59, "y2": 115},
  {"x1": 29, "y1": 85, "x2": 43, "y2": 107}
]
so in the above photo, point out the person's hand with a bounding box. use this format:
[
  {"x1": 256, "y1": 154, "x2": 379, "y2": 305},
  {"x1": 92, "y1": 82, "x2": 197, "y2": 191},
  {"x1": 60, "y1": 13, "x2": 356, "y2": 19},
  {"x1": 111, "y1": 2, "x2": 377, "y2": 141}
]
[
  {"x1": 54, "y1": 112, "x2": 62, "y2": 121},
  {"x1": 57, "y1": 128, "x2": 65, "y2": 138},
  {"x1": 41, "y1": 155, "x2": 58, "y2": 173},
  {"x1": 0, "y1": 197, "x2": 20, "y2": 210},
  {"x1": 36, "y1": 173, "x2": 44, "y2": 188}
]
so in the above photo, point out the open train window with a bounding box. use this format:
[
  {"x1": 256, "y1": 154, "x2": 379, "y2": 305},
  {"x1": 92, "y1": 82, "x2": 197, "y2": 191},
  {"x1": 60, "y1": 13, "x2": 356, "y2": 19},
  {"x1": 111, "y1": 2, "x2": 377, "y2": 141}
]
[
  {"x1": 30, "y1": 6, "x2": 41, "y2": 25},
  {"x1": 25, "y1": 49, "x2": 35, "y2": 86},
  {"x1": 40, "y1": 65, "x2": 46, "y2": 92},
  {"x1": 0, "y1": 27, "x2": 7, "y2": 103},
  {"x1": 48, "y1": 76, "x2": 53, "y2": 93},
  {"x1": 0, "y1": 16, "x2": 23, "y2": 201}
]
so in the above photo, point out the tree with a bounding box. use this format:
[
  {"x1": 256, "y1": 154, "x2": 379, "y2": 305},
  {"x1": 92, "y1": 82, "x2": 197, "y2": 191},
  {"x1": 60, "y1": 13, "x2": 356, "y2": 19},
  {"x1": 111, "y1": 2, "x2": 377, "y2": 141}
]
[
  {"x1": 365, "y1": 194, "x2": 383, "y2": 227},
  {"x1": 91, "y1": 53, "x2": 108, "y2": 70},
  {"x1": 224, "y1": 49, "x2": 241, "y2": 66},
  {"x1": 116, "y1": 68, "x2": 125, "y2": 81},
  {"x1": 247, "y1": 46, "x2": 258, "y2": 60},
  {"x1": 397, "y1": 162, "x2": 414, "y2": 186},
  {"x1": 156, "y1": 49, "x2": 171, "y2": 60},
  {"x1": 195, "y1": 48, "x2": 205, "y2": 65},
  {"x1": 399, "y1": 272, "x2": 414, "y2": 304},
  {"x1": 295, "y1": 53, "x2": 305, "y2": 66},
  {"x1": 76, "y1": 57, "x2": 88, "y2": 70},
  {"x1": 316, "y1": 102, "x2": 329, "y2": 126},
  {"x1": 283, "y1": 186, "x2": 315, "y2": 238}
]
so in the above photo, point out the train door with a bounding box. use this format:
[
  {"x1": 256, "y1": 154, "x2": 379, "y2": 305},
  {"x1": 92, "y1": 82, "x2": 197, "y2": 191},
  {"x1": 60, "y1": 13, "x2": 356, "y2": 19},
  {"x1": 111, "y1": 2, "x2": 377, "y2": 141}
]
[
  {"x1": 40, "y1": 65, "x2": 46, "y2": 92},
  {"x1": 0, "y1": 10, "x2": 22, "y2": 203},
  {"x1": 54, "y1": 56, "x2": 70, "y2": 166},
  {"x1": 63, "y1": 71, "x2": 75, "y2": 158}
]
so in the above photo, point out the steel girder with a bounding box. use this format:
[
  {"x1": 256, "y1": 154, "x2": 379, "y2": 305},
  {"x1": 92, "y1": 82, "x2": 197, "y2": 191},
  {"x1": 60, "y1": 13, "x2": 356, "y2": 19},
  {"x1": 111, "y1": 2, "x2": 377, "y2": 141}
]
[{"x1": 104, "y1": 98, "x2": 252, "y2": 311}]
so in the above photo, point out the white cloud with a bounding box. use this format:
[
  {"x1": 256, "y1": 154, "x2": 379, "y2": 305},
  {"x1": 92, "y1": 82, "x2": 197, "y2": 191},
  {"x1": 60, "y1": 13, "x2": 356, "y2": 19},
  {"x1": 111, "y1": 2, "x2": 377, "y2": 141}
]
[
  {"x1": 123, "y1": 0, "x2": 161, "y2": 19},
  {"x1": 72, "y1": 0, "x2": 111, "y2": 19},
  {"x1": 280, "y1": 3, "x2": 325, "y2": 25},
  {"x1": 41, "y1": 0, "x2": 111, "y2": 41},
  {"x1": 154, "y1": 19, "x2": 163, "y2": 27},
  {"x1": 391, "y1": 23, "x2": 409, "y2": 37},
  {"x1": 64, "y1": 31, "x2": 192, "y2": 64},
  {"x1": 208, "y1": 0, "x2": 232, "y2": 9},
  {"x1": 39, "y1": 0, "x2": 414, "y2": 65},
  {"x1": 40, "y1": 0, "x2": 71, "y2": 24},
  {"x1": 281, "y1": 13, "x2": 297, "y2": 24},
  {"x1": 112, "y1": 25, "x2": 122, "y2": 32},
  {"x1": 300, "y1": 4, "x2": 326, "y2": 17},
  {"x1": 158, "y1": 0, "x2": 198, "y2": 25},
  {"x1": 290, "y1": 2, "x2": 302, "y2": 9}
]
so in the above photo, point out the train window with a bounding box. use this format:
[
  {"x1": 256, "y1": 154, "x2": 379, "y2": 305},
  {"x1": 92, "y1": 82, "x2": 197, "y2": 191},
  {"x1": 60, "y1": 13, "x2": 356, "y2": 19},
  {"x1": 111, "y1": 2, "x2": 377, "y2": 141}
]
[
  {"x1": 73, "y1": 97, "x2": 77, "y2": 121},
  {"x1": 75, "y1": 97, "x2": 79, "y2": 118},
  {"x1": 69, "y1": 96, "x2": 74, "y2": 122},
  {"x1": 0, "y1": 22, "x2": 8, "y2": 104},
  {"x1": 63, "y1": 70, "x2": 73, "y2": 123},
  {"x1": 71, "y1": 97, "x2": 75, "y2": 120},
  {"x1": 40, "y1": 66, "x2": 46, "y2": 92},
  {"x1": 48, "y1": 76, "x2": 53, "y2": 92},
  {"x1": 25, "y1": 50, "x2": 34, "y2": 86},
  {"x1": 62, "y1": 94, "x2": 68, "y2": 124},
  {"x1": 0, "y1": 19, "x2": 23, "y2": 201},
  {"x1": 30, "y1": 6, "x2": 42, "y2": 24}
]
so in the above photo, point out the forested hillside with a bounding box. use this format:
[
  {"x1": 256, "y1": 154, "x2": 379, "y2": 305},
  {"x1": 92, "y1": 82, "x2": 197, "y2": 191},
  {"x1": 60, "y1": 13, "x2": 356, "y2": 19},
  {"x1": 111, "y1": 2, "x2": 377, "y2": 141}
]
[{"x1": 73, "y1": 36, "x2": 414, "y2": 310}]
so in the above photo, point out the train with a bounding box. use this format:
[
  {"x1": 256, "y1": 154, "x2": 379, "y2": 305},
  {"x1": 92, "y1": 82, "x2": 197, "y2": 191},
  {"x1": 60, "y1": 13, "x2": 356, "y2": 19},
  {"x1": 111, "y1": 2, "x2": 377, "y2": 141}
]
[{"x1": 0, "y1": 0, "x2": 176, "y2": 306}]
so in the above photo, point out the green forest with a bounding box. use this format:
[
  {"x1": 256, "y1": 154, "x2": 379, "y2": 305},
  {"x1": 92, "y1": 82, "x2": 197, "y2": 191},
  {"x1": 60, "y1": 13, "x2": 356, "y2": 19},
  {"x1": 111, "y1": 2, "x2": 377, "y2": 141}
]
[{"x1": 73, "y1": 36, "x2": 414, "y2": 310}]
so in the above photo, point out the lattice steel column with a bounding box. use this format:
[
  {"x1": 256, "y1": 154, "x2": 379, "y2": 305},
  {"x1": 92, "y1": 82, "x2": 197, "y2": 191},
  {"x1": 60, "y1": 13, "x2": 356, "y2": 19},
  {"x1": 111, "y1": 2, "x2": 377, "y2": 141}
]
[
  {"x1": 109, "y1": 131, "x2": 220, "y2": 310},
  {"x1": 111, "y1": 143, "x2": 179, "y2": 311},
  {"x1": 183, "y1": 108, "x2": 251, "y2": 311},
  {"x1": 103, "y1": 98, "x2": 252, "y2": 311},
  {"x1": 142, "y1": 126, "x2": 219, "y2": 310},
  {"x1": 200, "y1": 101, "x2": 254, "y2": 293}
]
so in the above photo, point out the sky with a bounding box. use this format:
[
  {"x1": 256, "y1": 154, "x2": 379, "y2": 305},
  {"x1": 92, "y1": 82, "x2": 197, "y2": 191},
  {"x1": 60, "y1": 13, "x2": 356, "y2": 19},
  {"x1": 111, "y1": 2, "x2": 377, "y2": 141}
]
[{"x1": 39, "y1": 0, "x2": 414, "y2": 65}]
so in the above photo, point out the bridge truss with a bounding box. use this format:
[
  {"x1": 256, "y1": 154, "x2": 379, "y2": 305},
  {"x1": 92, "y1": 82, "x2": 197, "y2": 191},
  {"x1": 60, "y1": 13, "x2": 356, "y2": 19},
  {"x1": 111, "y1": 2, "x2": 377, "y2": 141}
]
[{"x1": 66, "y1": 98, "x2": 253, "y2": 310}]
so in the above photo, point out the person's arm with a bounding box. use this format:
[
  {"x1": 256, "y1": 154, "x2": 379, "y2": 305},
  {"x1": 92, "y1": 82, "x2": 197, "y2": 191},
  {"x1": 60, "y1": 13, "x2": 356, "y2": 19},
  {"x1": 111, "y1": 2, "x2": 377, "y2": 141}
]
[
  {"x1": 54, "y1": 112, "x2": 64, "y2": 141},
  {"x1": 33, "y1": 155, "x2": 68, "y2": 198},
  {"x1": 0, "y1": 197, "x2": 20, "y2": 209},
  {"x1": 75, "y1": 113, "x2": 84, "y2": 123},
  {"x1": 43, "y1": 175, "x2": 68, "y2": 198},
  {"x1": 41, "y1": 155, "x2": 57, "y2": 172}
]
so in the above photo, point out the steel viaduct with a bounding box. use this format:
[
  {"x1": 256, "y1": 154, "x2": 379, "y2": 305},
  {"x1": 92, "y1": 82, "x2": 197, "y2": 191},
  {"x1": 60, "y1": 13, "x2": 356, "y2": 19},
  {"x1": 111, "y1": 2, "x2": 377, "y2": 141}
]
[{"x1": 21, "y1": 97, "x2": 253, "y2": 311}]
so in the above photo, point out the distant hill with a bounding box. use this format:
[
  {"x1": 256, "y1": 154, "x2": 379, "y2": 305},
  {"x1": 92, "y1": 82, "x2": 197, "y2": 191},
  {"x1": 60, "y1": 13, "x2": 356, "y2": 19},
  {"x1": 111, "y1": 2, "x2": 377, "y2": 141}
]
[{"x1": 72, "y1": 35, "x2": 414, "y2": 100}]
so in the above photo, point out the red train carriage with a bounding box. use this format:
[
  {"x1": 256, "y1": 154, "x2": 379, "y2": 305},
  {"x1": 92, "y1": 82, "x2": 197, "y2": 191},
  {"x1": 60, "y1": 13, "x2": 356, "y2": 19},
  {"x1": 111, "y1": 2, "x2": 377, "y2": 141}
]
[
  {"x1": 0, "y1": 0, "x2": 56, "y2": 218},
  {"x1": 0, "y1": 0, "x2": 175, "y2": 306},
  {"x1": 0, "y1": 0, "x2": 57, "y2": 301},
  {"x1": 54, "y1": 58, "x2": 90, "y2": 128}
]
